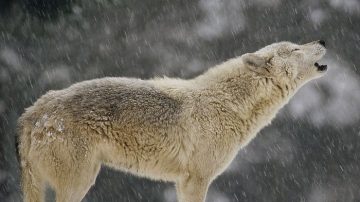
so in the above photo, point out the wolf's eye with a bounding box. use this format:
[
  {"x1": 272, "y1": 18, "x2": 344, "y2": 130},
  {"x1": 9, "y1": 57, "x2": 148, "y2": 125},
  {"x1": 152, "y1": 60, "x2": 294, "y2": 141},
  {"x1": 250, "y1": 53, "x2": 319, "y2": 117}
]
[{"x1": 291, "y1": 48, "x2": 300, "y2": 52}]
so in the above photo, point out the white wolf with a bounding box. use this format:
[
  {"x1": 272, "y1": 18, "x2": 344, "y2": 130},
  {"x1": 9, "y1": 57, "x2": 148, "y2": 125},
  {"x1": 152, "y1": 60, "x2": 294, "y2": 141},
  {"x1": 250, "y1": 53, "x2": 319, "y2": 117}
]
[{"x1": 17, "y1": 40, "x2": 327, "y2": 202}]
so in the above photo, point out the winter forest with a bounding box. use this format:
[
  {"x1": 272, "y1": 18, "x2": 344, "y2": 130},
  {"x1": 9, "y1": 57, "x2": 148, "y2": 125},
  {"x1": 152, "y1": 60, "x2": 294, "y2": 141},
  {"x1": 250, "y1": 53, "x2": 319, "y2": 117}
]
[{"x1": 1, "y1": 0, "x2": 360, "y2": 201}]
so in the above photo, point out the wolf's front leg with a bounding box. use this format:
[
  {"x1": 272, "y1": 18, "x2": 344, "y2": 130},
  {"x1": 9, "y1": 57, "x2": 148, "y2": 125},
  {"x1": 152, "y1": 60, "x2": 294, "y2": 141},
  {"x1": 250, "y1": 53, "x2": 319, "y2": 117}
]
[{"x1": 176, "y1": 174, "x2": 211, "y2": 202}]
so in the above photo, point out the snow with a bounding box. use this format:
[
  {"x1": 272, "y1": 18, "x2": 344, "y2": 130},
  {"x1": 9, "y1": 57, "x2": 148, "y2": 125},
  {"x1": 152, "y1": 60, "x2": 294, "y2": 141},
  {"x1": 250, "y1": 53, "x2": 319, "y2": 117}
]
[
  {"x1": 56, "y1": 118, "x2": 65, "y2": 132},
  {"x1": 0, "y1": 47, "x2": 22, "y2": 72},
  {"x1": 195, "y1": 0, "x2": 246, "y2": 39},
  {"x1": 310, "y1": 9, "x2": 327, "y2": 26},
  {"x1": 1, "y1": 0, "x2": 359, "y2": 201},
  {"x1": 287, "y1": 54, "x2": 360, "y2": 126},
  {"x1": 0, "y1": 100, "x2": 6, "y2": 114},
  {"x1": 46, "y1": 131, "x2": 53, "y2": 137},
  {"x1": 39, "y1": 66, "x2": 72, "y2": 88},
  {"x1": 329, "y1": 0, "x2": 360, "y2": 13},
  {"x1": 35, "y1": 114, "x2": 49, "y2": 127},
  {"x1": 227, "y1": 128, "x2": 296, "y2": 173}
]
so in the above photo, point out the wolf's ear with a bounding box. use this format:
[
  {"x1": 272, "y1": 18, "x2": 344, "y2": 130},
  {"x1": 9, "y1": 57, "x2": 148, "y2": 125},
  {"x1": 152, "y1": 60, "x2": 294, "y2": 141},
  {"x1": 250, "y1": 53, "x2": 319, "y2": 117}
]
[{"x1": 242, "y1": 53, "x2": 268, "y2": 74}]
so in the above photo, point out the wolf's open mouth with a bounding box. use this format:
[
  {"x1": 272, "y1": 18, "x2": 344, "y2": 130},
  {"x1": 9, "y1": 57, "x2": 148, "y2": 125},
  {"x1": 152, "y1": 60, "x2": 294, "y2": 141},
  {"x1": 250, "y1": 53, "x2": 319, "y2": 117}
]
[{"x1": 315, "y1": 62, "x2": 327, "y2": 72}]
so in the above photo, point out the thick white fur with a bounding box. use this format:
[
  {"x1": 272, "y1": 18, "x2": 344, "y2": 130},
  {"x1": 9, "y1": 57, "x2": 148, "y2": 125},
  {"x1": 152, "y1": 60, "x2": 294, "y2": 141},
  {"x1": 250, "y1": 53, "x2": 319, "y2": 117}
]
[{"x1": 18, "y1": 41, "x2": 326, "y2": 202}]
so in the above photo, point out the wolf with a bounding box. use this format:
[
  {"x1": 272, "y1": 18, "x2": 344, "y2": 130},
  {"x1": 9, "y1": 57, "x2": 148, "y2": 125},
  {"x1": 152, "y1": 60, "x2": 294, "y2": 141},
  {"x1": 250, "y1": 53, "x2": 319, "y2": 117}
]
[{"x1": 17, "y1": 40, "x2": 327, "y2": 202}]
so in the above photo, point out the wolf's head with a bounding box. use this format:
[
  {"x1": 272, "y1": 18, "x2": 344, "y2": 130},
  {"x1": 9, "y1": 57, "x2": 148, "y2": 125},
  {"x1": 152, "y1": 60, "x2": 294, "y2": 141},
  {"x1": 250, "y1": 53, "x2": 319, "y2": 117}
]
[{"x1": 242, "y1": 40, "x2": 327, "y2": 86}]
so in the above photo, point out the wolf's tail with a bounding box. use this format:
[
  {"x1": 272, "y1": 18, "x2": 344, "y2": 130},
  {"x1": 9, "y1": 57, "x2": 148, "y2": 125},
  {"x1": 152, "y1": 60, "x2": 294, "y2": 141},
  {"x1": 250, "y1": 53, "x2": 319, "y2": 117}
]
[{"x1": 16, "y1": 115, "x2": 31, "y2": 167}]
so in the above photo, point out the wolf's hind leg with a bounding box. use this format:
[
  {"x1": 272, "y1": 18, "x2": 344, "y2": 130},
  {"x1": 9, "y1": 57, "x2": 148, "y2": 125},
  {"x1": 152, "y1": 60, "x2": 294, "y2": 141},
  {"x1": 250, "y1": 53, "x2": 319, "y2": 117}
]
[
  {"x1": 53, "y1": 163, "x2": 101, "y2": 202},
  {"x1": 21, "y1": 162, "x2": 45, "y2": 202}
]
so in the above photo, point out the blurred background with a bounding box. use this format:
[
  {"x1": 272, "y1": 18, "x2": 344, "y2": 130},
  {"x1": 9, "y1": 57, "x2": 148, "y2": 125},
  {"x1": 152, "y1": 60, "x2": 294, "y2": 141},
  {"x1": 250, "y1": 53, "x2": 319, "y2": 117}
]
[{"x1": 0, "y1": 0, "x2": 360, "y2": 201}]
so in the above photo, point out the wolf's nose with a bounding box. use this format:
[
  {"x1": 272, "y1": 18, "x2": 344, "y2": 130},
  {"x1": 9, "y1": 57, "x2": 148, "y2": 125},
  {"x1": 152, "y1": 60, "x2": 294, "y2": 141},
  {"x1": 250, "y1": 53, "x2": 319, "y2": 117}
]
[{"x1": 319, "y1": 40, "x2": 326, "y2": 47}]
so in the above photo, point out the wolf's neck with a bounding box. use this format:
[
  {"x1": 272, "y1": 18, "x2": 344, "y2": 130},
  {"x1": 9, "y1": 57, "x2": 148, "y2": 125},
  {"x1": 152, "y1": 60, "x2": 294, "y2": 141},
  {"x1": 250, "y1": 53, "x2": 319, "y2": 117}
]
[
  {"x1": 196, "y1": 63, "x2": 297, "y2": 142},
  {"x1": 231, "y1": 76, "x2": 297, "y2": 142}
]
